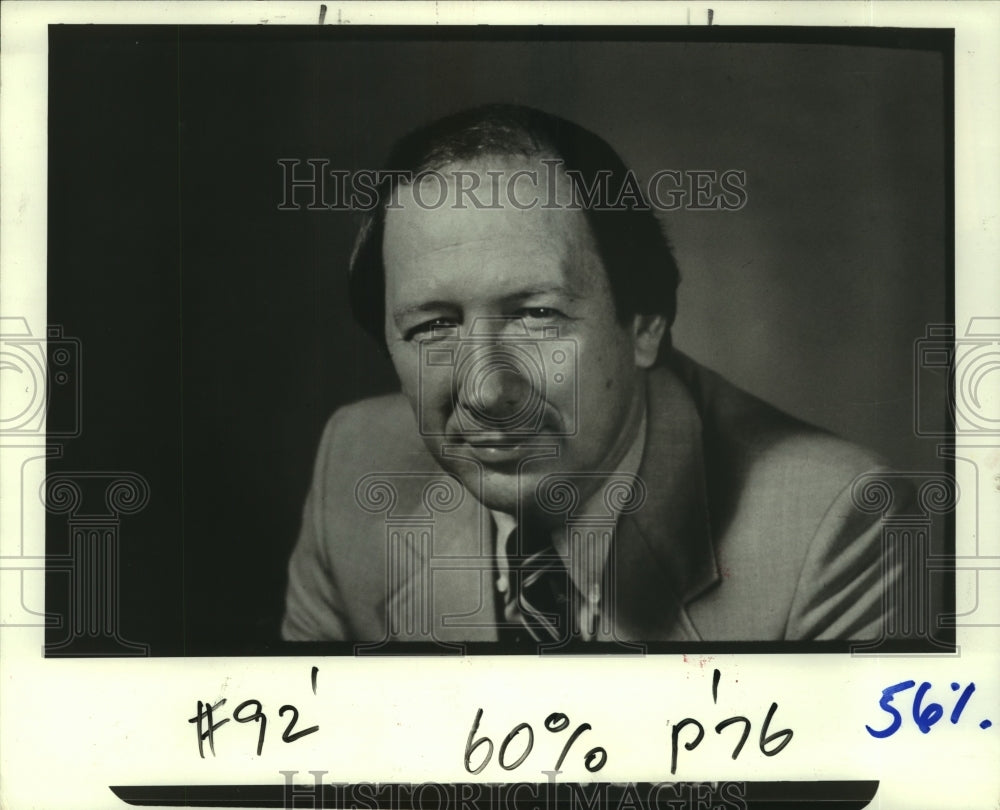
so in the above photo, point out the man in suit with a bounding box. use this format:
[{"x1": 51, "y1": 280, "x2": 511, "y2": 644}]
[{"x1": 282, "y1": 105, "x2": 905, "y2": 646}]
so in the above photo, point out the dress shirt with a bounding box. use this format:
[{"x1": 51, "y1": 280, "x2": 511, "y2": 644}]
[{"x1": 489, "y1": 408, "x2": 647, "y2": 640}]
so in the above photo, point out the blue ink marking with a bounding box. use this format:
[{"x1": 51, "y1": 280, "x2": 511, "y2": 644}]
[
  {"x1": 870, "y1": 681, "x2": 983, "y2": 738},
  {"x1": 866, "y1": 680, "x2": 915, "y2": 738},
  {"x1": 912, "y1": 682, "x2": 944, "y2": 734},
  {"x1": 950, "y1": 683, "x2": 975, "y2": 724}
]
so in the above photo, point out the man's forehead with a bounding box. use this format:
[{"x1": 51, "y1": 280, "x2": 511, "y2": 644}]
[{"x1": 384, "y1": 158, "x2": 591, "y2": 263}]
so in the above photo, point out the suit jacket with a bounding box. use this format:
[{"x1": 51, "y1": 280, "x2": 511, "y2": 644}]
[{"x1": 282, "y1": 354, "x2": 906, "y2": 643}]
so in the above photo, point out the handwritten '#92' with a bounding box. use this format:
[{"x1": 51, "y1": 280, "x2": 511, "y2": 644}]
[{"x1": 866, "y1": 680, "x2": 992, "y2": 738}]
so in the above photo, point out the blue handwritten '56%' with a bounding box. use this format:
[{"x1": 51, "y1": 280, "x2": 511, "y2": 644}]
[{"x1": 866, "y1": 680, "x2": 989, "y2": 738}]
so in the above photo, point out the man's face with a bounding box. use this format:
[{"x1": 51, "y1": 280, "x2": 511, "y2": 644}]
[{"x1": 382, "y1": 158, "x2": 663, "y2": 517}]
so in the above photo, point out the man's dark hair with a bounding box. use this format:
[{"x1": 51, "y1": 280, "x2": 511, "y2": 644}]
[{"x1": 348, "y1": 104, "x2": 681, "y2": 357}]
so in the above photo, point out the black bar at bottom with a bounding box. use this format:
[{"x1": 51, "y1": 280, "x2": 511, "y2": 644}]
[{"x1": 110, "y1": 780, "x2": 879, "y2": 809}]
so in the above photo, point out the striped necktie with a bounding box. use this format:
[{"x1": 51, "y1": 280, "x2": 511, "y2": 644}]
[{"x1": 505, "y1": 522, "x2": 570, "y2": 642}]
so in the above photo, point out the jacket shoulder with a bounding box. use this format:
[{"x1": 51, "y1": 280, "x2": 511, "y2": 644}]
[
  {"x1": 282, "y1": 393, "x2": 442, "y2": 641},
  {"x1": 663, "y1": 355, "x2": 905, "y2": 640},
  {"x1": 318, "y1": 392, "x2": 438, "y2": 473},
  {"x1": 667, "y1": 353, "x2": 885, "y2": 493}
]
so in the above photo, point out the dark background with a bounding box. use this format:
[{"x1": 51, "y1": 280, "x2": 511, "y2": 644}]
[{"x1": 46, "y1": 26, "x2": 951, "y2": 654}]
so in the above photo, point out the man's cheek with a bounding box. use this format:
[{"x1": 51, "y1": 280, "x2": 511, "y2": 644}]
[
  {"x1": 392, "y1": 358, "x2": 423, "y2": 404},
  {"x1": 406, "y1": 377, "x2": 454, "y2": 432}
]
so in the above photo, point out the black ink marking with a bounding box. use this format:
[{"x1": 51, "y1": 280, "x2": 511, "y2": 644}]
[
  {"x1": 233, "y1": 699, "x2": 267, "y2": 756},
  {"x1": 759, "y1": 703, "x2": 794, "y2": 755},
  {"x1": 553, "y1": 723, "x2": 591, "y2": 772},
  {"x1": 498, "y1": 723, "x2": 533, "y2": 771},
  {"x1": 279, "y1": 704, "x2": 320, "y2": 743},
  {"x1": 585, "y1": 747, "x2": 608, "y2": 772},
  {"x1": 188, "y1": 699, "x2": 229, "y2": 758},
  {"x1": 715, "y1": 716, "x2": 751, "y2": 760},
  {"x1": 464, "y1": 708, "x2": 493, "y2": 775},
  {"x1": 671, "y1": 717, "x2": 705, "y2": 774}
]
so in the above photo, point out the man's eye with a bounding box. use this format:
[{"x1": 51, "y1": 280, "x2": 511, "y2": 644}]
[
  {"x1": 518, "y1": 307, "x2": 562, "y2": 320},
  {"x1": 405, "y1": 318, "x2": 459, "y2": 341}
]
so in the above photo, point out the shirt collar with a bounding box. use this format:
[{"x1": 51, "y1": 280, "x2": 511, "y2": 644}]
[{"x1": 489, "y1": 405, "x2": 647, "y2": 597}]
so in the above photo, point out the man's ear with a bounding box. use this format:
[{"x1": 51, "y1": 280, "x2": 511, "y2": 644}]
[{"x1": 631, "y1": 313, "x2": 668, "y2": 369}]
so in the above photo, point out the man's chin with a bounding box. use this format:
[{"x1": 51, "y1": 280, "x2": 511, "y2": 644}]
[
  {"x1": 430, "y1": 439, "x2": 565, "y2": 514},
  {"x1": 452, "y1": 464, "x2": 547, "y2": 517}
]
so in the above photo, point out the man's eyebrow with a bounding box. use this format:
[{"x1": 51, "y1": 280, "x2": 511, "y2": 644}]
[
  {"x1": 391, "y1": 300, "x2": 457, "y2": 321},
  {"x1": 393, "y1": 286, "x2": 579, "y2": 318},
  {"x1": 502, "y1": 285, "x2": 581, "y2": 303}
]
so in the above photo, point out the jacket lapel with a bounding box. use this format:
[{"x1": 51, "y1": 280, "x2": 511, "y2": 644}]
[
  {"x1": 610, "y1": 366, "x2": 720, "y2": 641},
  {"x1": 386, "y1": 455, "x2": 500, "y2": 643}
]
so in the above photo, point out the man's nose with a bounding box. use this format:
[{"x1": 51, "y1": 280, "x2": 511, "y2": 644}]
[{"x1": 457, "y1": 348, "x2": 536, "y2": 430}]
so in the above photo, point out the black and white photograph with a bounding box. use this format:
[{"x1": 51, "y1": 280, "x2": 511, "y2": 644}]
[{"x1": 42, "y1": 25, "x2": 952, "y2": 654}]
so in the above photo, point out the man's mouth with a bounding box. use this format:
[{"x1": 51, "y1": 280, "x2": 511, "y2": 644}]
[{"x1": 452, "y1": 433, "x2": 558, "y2": 467}]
